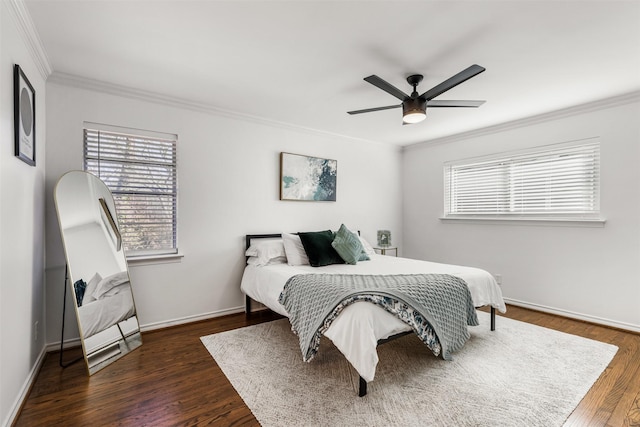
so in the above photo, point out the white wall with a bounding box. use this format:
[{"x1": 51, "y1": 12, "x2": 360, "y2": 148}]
[
  {"x1": 44, "y1": 81, "x2": 402, "y2": 338},
  {"x1": 0, "y1": 1, "x2": 47, "y2": 425},
  {"x1": 402, "y1": 97, "x2": 640, "y2": 331}
]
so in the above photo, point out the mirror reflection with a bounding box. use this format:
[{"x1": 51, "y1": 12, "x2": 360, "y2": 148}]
[{"x1": 55, "y1": 171, "x2": 142, "y2": 374}]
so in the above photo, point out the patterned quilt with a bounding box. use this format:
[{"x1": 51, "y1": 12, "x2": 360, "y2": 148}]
[{"x1": 278, "y1": 273, "x2": 479, "y2": 363}]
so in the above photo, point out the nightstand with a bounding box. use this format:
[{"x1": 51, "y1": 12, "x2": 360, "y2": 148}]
[{"x1": 374, "y1": 246, "x2": 398, "y2": 256}]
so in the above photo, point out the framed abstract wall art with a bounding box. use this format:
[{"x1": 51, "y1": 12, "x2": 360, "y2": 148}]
[
  {"x1": 280, "y1": 152, "x2": 337, "y2": 201},
  {"x1": 14, "y1": 64, "x2": 36, "y2": 166}
]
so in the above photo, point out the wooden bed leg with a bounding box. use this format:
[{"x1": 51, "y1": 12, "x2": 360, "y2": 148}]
[
  {"x1": 490, "y1": 306, "x2": 496, "y2": 331},
  {"x1": 359, "y1": 376, "x2": 367, "y2": 397}
]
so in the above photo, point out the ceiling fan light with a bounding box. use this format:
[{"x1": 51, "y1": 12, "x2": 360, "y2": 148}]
[
  {"x1": 403, "y1": 110, "x2": 426, "y2": 124},
  {"x1": 402, "y1": 98, "x2": 427, "y2": 124}
]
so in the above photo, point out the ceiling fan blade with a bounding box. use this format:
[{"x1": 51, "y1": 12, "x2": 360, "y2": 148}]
[
  {"x1": 420, "y1": 64, "x2": 486, "y2": 101},
  {"x1": 347, "y1": 104, "x2": 401, "y2": 115},
  {"x1": 364, "y1": 75, "x2": 409, "y2": 101},
  {"x1": 426, "y1": 100, "x2": 486, "y2": 108}
]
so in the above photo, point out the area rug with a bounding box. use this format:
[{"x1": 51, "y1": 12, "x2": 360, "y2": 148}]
[{"x1": 200, "y1": 311, "x2": 617, "y2": 426}]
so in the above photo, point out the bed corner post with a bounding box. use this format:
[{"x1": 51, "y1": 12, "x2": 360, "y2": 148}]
[
  {"x1": 359, "y1": 376, "x2": 367, "y2": 397},
  {"x1": 245, "y1": 295, "x2": 251, "y2": 316},
  {"x1": 491, "y1": 306, "x2": 496, "y2": 331}
]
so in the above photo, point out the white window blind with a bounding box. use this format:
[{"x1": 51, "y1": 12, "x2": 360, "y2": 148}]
[
  {"x1": 444, "y1": 140, "x2": 600, "y2": 218},
  {"x1": 84, "y1": 124, "x2": 177, "y2": 256}
]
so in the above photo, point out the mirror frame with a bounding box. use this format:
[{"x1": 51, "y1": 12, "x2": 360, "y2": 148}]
[
  {"x1": 54, "y1": 170, "x2": 142, "y2": 375},
  {"x1": 98, "y1": 197, "x2": 122, "y2": 251}
]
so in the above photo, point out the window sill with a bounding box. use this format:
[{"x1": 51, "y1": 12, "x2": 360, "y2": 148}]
[
  {"x1": 127, "y1": 252, "x2": 184, "y2": 267},
  {"x1": 439, "y1": 217, "x2": 606, "y2": 227}
]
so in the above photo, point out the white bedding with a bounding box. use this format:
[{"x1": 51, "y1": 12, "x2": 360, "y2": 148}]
[
  {"x1": 78, "y1": 282, "x2": 136, "y2": 338},
  {"x1": 241, "y1": 254, "x2": 506, "y2": 382}
]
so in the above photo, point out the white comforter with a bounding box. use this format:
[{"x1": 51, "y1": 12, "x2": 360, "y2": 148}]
[
  {"x1": 78, "y1": 283, "x2": 136, "y2": 338},
  {"x1": 240, "y1": 254, "x2": 506, "y2": 382}
]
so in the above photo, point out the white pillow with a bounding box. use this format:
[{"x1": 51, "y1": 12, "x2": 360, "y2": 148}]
[
  {"x1": 358, "y1": 235, "x2": 377, "y2": 257},
  {"x1": 93, "y1": 271, "x2": 130, "y2": 300},
  {"x1": 82, "y1": 272, "x2": 102, "y2": 305},
  {"x1": 245, "y1": 239, "x2": 286, "y2": 265},
  {"x1": 247, "y1": 255, "x2": 287, "y2": 266},
  {"x1": 282, "y1": 233, "x2": 310, "y2": 266}
]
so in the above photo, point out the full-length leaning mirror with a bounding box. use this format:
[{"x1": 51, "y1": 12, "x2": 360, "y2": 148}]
[{"x1": 55, "y1": 170, "x2": 142, "y2": 375}]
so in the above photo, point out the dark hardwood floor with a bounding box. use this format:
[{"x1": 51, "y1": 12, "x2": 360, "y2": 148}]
[{"x1": 14, "y1": 306, "x2": 640, "y2": 426}]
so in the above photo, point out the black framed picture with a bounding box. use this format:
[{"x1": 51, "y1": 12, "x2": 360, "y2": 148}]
[
  {"x1": 14, "y1": 64, "x2": 36, "y2": 166},
  {"x1": 377, "y1": 230, "x2": 391, "y2": 247}
]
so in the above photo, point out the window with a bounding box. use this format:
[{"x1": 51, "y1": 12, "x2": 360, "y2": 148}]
[
  {"x1": 84, "y1": 123, "x2": 177, "y2": 257},
  {"x1": 444, "y1": 139, "x2": 600, "y2": 220}
]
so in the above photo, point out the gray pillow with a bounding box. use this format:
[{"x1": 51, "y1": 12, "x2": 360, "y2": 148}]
[{"x1": 331, "y1": 224, "x2": 366, "y2": 265}]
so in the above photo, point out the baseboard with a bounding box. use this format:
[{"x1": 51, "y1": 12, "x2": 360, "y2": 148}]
[
  {"x1": 504, "y1": 298, "x2": 640, "y2": 333},
  {"x1": 45, "y1": 300, "x2": 638, "y2": 347},
  {"x1": 45, "y1": 337, "x2": 82, "y2": 353},
  {"x1": 44, "y1": 307, "x2": 246, "y2": 351},
  {"x1": 3, "y1": 346, "x2": 47, "y2": 427},
  {"x1": 138, "y1": 306, "x2": 245, "y2": 332}
]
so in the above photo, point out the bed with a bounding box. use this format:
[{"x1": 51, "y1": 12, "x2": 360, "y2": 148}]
[{"x1": 241, "y1": 231, "x2": 506, "y2": 396}]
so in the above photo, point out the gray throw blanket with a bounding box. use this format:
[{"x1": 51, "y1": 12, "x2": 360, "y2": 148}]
[{"x1": 278, "y1": 273, "x2": 479, "y2": 363}]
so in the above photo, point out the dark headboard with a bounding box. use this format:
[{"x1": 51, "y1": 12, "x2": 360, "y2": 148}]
[
  {"x1": 245, "y1": 230, "x2": 360, "y2": 251},
  {"x1": 245, "y1": 233, "x2": 282, "y2": 251}
]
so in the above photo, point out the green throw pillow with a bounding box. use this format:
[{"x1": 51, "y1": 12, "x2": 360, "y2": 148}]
[
  {"x1": 357, "y1": 239, "x2": 371, "y2": 262},
  {"x1": 331, "y1": 224, "x2": 366, "y2": 265},
  {"x1": 298, "y1": 230, "x2": 345, "y2": 267}
]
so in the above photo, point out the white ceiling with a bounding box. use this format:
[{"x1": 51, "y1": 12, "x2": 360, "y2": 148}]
[{"x1": 24, "y1": 0, "x2": 640, "y2": 146}]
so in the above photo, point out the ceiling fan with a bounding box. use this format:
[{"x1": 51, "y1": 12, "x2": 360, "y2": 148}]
[{"x1": 347, "y1": 64, "x2": 486, "y2": 124}]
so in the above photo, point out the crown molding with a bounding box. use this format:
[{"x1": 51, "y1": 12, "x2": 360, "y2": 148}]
[
  {"x1": 5, "y1": 0, "x2": 53, "y2": 79},
  {"x1": 47, "y1": 71, "x2": 392, "y2": 149},
  {"x1": 404, "y1": 90, "x2": 640, "y2": 150}
]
